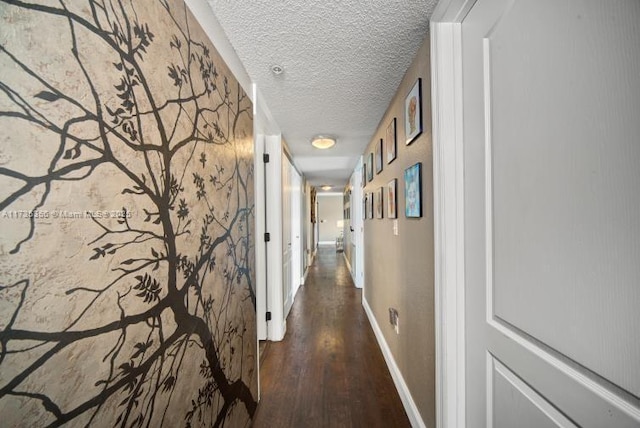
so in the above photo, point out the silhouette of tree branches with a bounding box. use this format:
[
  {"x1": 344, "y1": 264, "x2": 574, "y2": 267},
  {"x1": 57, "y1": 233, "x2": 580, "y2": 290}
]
[{"x1": 0, "y1": 0, "x2": 256, "y2": 426}]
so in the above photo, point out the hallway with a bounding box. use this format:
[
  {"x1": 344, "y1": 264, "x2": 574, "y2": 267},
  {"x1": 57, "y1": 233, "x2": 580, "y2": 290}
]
[{"x1": 253, "y1": 247, "x2": 410, "y2": 427}]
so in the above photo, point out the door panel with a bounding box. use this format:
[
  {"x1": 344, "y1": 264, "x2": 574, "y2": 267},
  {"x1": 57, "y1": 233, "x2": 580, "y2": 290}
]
[
  {"x1": 282, "y1": 154, "x2": 292, "y2": 316},
  {"x1": 462, "y1": 0, "x2": 640, "y2": 426},
  {"x1": 490, "y1": 356, "x2": 576, "y2": 428}
]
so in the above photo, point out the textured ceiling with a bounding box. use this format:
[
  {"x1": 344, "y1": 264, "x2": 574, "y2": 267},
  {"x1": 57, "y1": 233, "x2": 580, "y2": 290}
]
[{"x1": 207, "y1": 0, "x2": 438, "y2": 187}]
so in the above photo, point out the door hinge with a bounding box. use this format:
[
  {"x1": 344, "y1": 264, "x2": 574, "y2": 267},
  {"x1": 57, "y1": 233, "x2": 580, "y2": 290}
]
[
  {"x1": 265, "y1": 311, "x2": 272, "y2": 321},
  {"x1": 264, "y1": 232, "x2": 270, "y2": 242},
  {"x1": 263, "y1": 153, "x2": 270, "y2": 163}
]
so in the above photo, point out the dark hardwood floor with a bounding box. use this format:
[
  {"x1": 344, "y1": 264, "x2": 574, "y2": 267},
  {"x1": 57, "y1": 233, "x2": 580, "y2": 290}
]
[{"x1": 252, "y1": 246, "x2": 410, "y2": 428}]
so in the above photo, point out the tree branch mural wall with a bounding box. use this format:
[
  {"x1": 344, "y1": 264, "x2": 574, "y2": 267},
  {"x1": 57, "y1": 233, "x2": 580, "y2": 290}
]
[{"x1": 0, "y1": 1, "x2": 257, "y2": 426}]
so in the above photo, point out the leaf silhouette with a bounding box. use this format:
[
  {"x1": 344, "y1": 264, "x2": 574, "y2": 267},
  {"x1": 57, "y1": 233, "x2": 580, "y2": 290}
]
[
  {"x1": 162, "y1": 375, "x2": 175, "y2": 392},
  {"x1": 133, "y1": 274, "x2": 161, "y2": 303},
  {"x1": 131, "y1": 340, "x2": 153, "y2": 359},
  {"x1": 62, "y1": 146, "x2": 82, "y2": 160},
  {"x1": 35, "y1": 91, "x2": 60, "y2": 102}
]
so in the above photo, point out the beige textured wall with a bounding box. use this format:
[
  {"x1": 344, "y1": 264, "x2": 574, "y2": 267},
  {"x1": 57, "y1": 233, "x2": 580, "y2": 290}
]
[
  {"x1": 0, "y1": 1, "x2": 257, "y2": 426},
  {"x1": 363, "y1": 34, "x2": 435, "y2": 425}
]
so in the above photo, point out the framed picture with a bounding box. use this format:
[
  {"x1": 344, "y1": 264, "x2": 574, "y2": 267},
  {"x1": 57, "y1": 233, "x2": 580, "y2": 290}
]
[
  {"x1": 375, "y1": 139, "x2": 383, "y2": 174},
  {"x1": 368, "y1": 192, "x2": 374, "y2": 219},
  {"x1": 367, "y1": 152, "x2": 374, "y2": 182},
  {"x1": 405, "y1": 78, "x2": 422, "y2": 145},
  {"x1": 386, "y1": 118, "x2": 397, "y2": 164},
  {"x1": 387, "y1": 178, "x2": 397, "y2": 219},
  {"x1": 362, "y1": 162, "x2": 367, "y2": 187},
  {"x1": 375, "y1": 187, "x2": 383, "y2": 219},
  {"x1": 362, "y1": 194, "x2": 367, "y2": 220},
  {"x1": 404, "y1": 162, "x2": 422, "y2": 218}
]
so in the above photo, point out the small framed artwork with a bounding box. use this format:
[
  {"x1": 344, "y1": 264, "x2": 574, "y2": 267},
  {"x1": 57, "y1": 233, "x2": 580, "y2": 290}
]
[
  {"x1": 386, "y1": 118, "x2": 397, "y2": 164},
  {"x1": 404, "y1": 162, "x2": 422, "y2": 218},
  {"x1": 367, "y1": 152, "x2": 374, "y2": 182},
  {"x1": 375, "y1": 187, "x2": 383, "y2": 219},
  {"x1": 362, "y1": 162, "x2": 367, "y2": 187},
  {"x1": 405, "y1": 78, "x2": 422, "y2": 145},
  {"x1": 387, "y1": 178, "x2": 397, "y2": 219},
  {"x1": 368, "y1": 191, "x2": 374, "y2": 219},
  {"x1": 375, "y1": 139, "x2": 383, "y2": 174},
  {"x1": 362, "y1": 195, "x2": 367, "y2": 220}
]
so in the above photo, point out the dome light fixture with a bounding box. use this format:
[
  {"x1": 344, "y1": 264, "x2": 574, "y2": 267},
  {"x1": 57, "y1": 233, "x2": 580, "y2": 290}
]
[
  {"x1": 311, "y1": 135, "x2": 336, "y2": 150},
  {"x1": 321, "y1": 185, "x2": 332, "y2": 191}
]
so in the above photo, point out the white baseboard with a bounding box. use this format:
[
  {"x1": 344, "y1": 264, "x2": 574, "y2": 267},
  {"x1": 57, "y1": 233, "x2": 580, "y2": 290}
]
[
  {"x1": 343, "y1": 252, "x2": 352, "y2": 274},
  {"x1": 362, "y1": 298, "x2": 427, "y2": 428}
]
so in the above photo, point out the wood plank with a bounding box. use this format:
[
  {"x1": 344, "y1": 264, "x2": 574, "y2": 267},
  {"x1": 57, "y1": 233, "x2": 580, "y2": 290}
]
[{"x1": 253, "y1": 247, "x2": 410, "y2": 427}]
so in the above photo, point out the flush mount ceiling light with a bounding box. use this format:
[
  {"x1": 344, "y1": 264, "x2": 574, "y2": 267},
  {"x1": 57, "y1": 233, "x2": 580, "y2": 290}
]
[
  {"x1": 271, "y1": 64, "x2": 284, "y2": 75},
  {"x1": 311, "y1": 135, "x2": 336, "y2": 150},
  {"x1": 321, "y1": 185, "x2": 332, "y2": 191}
]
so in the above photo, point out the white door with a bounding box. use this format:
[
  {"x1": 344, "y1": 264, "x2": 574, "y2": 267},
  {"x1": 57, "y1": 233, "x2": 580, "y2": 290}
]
[
  {"x1": 290, "y1": 167, "x2": 302, "y2": 301},
  {"x1": 462, "y1": 0, "x2": 640, "y2": 426},
  {"x1": 281, "y1": 155, "x2": 293, "y2": 317},
  {"x1": 352, "y1": 158, "x2": 365, "y2": 288}
]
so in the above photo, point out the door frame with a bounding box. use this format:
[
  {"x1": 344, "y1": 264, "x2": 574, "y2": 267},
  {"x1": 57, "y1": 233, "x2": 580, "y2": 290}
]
[
  {"x1": 433, "y1": 3, "x2": 640, "y2": 426},
  {"x1": 265, "y1": 134, "x2": 286, "y2": 341},
  {"x1": 430, "y1": 1, "x2": 476, "y2": 427}
]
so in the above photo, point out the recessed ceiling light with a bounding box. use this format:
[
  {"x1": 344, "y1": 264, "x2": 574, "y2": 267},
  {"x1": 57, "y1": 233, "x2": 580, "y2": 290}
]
[
  {"x1": 311, "y1": 135, "x2": 336, "y2": 150},
  {"x1": 321, "y1": 185, "x2": 332, "y2": 191},
  {"x1": 271, "y1": 64, "x2": 284, "y2": 75}
]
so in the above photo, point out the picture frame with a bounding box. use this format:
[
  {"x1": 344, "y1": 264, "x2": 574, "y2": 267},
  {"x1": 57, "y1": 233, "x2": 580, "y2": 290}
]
[
  {"x1": 385, "y1": 118, "x2": 397, "y2": 164},
  {"x1": 362, "y1": 162, "x2": 367, "y2": 187},
  {"x1": 375, "y1": 187, "x2": 383, "y2": 219},
  {"x1": 404, "y1": 78, "x2": 422, "y2": 145},
  {"x1": 404, "y1": 162, "x2": 422, "y2": 218},
  {"x1": 375, "y1": 138, "x2": 383, "y2": 174},
  {"x1": 362, "y1": 194, "x2": 367, "y2": 220},
  {"x1": 367, "y1": 152, "x2": 374, "y2": 182},
  {"x1": 387, "y1": 178, "x2": 397, "y2": 219},
  {"x1": 368, "y1": 191, "x2": 374, "y2": 219}
]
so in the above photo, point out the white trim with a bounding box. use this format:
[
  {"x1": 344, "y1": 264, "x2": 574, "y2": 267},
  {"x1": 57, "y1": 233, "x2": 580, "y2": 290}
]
[
  {"x1": 483, "y1": 37, "x2": 494, "y2": 326},
  {"x1": 486, "y1": 352, "x2": 494, "y2": 428},
  {"x1": 343, "y1": 252, "x2": 352, "y2": 274},
  {"x1": 431, "y1": 0, "x2": 468, "y2": 425},
  {"x1": 431, "y1": 0, "x2": 477, "y2": 22},
  {"x1": 254, "y1": 130, "x2": 267, "y2": 342},
  {"x1": 362, "y1": 298, "x2": 426, "y2": 428}
]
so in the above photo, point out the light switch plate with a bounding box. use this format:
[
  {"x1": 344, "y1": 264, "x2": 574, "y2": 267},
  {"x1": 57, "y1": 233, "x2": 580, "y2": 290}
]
[{"x1": 393, "y1": 219, "x2": 398, "y2": 236}]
